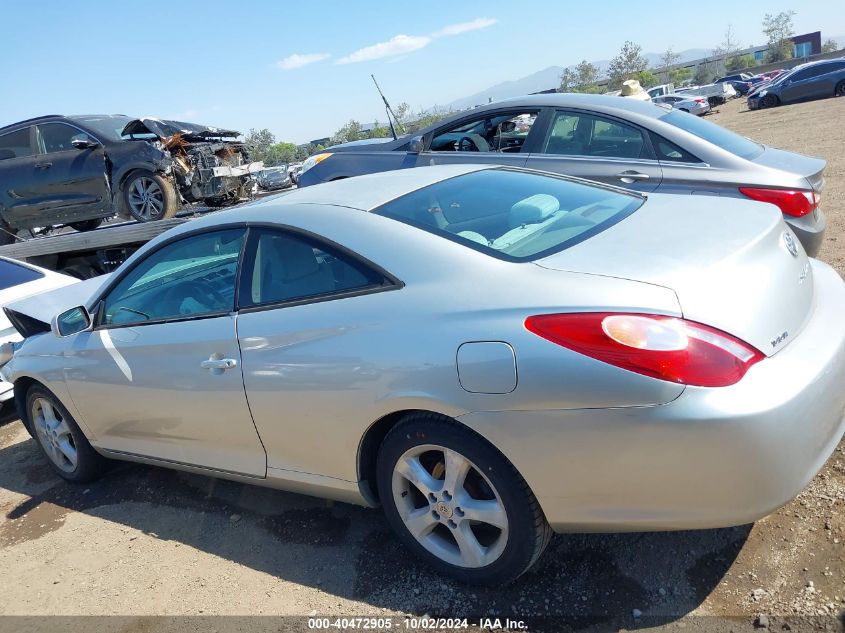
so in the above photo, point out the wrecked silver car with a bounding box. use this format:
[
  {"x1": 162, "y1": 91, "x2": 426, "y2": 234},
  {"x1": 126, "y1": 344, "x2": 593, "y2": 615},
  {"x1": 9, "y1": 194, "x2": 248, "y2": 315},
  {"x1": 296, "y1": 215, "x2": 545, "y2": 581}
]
[{"x1": 0, "y1": 114, "x2": 263, "y2": 243}]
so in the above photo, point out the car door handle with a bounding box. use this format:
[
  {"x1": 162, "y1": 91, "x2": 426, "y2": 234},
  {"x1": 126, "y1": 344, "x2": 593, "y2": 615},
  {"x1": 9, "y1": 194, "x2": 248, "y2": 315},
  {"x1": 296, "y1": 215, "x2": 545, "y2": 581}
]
[
  {"x1": 201, "y1": 358, "x2": 238, "y2": 371},
  {"x1": 617, "y1": 171, "x2": 649, "y2": 183},
  {"x1": 35, "y1": 162, "x2": 53, "y2": 169}
]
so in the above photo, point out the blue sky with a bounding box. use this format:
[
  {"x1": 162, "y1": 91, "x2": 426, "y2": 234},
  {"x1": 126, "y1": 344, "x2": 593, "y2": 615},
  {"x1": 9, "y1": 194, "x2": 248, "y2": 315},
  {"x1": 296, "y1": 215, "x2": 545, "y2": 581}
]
[{"x1": 1, "y1": 0, "x2": 843, "y2": 144}]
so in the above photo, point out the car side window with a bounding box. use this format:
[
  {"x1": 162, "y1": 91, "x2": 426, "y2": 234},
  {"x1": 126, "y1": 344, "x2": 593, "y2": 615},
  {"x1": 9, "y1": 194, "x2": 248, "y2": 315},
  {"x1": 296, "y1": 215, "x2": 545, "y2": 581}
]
[
  {"x1": 544, "y1": 111, "x2": 648, "y2": 159},
  {"x1": 101, "y1": 229, "x2": 245, "y2": 327},
  {"x1": 241, "y1": 230, "x2": 386, "y2": 308},
  {"x1": 430, "y1": 111, "x2": 538, "y2": 153},
  {"x1": 0, "y1": 127, "x2": 34, "y2": 160},
  {"x1": 650, "y1": 133, "x2": 701, "y2": 164},
  {"x1": 37, "y1": 123, "x2": 85, "y2": 154}
]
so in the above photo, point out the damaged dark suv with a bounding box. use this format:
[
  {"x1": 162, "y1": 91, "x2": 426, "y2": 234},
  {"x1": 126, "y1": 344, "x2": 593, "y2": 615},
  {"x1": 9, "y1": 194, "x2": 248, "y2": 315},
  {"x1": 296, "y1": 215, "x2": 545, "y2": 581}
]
[{"x1": 0, "y1": 114, "x2": 262, "y2": 244}]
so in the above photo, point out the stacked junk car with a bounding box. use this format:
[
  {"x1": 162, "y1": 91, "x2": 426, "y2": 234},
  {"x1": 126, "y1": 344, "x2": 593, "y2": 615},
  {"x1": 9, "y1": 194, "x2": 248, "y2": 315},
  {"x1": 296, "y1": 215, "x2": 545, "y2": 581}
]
[{"x1": 0, "y1": 114, "x2": 263, "y2": 244}]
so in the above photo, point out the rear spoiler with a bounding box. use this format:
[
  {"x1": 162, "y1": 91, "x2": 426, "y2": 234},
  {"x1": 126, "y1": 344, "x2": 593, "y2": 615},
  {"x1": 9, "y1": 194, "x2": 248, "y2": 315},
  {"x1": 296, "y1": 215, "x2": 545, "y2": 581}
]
[{"x1": 3, "y1": 275, "x2": 110, "y2": 339}]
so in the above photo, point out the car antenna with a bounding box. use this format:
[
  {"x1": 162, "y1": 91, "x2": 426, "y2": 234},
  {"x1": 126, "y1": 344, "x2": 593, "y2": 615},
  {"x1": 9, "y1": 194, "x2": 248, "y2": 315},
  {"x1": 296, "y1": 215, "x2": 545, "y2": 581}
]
[{"x1": 371, "y1": 74, "x2": 403, "y2": 140}]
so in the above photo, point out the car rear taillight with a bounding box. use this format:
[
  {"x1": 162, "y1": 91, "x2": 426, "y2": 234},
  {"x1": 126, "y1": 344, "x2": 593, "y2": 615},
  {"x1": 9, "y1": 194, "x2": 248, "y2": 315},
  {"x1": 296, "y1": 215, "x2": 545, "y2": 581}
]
[
  {"x1": 739, "y1": 187, "x2": 818, "y2": 217},
  {"x1": 695, "y1": 98, "x2": 707, "y2": 104},
  {"x1": 524, "y1": 313, "x2": 764, "y2": 387}
]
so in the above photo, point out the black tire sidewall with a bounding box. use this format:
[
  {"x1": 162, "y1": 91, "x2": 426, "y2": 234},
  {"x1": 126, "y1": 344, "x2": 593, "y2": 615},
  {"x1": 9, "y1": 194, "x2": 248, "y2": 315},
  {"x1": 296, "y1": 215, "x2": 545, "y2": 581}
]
[
  {"x1": 25, "y1": 386, "x2": 105, "y2": 483},
  {"x1": 377, "y1": 416, "x2": 545, "y2": 585},
  {"x1": 122, "y1": 171, "x2": 176, "y2": 222}
]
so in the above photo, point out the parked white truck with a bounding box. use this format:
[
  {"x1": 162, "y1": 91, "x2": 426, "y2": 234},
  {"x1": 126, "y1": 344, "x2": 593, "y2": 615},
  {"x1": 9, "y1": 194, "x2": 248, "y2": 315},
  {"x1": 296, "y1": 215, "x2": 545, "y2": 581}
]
[{"x1": 675, "y1": 82, "x2": 737, "y2": 107}]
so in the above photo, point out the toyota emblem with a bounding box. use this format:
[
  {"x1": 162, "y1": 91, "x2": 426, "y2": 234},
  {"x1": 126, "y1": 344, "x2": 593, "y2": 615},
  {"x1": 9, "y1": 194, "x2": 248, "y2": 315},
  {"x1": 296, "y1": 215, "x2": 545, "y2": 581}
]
[{"x1": 782, "y1": 231, "x2": 799, "y2": 257}]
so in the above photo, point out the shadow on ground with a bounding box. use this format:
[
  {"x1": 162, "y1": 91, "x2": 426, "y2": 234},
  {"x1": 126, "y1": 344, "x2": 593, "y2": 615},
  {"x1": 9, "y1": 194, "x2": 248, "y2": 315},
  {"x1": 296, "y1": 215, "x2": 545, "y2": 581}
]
[{"x1": 0, "y1": 420, "x2": 751, "y2": 630}]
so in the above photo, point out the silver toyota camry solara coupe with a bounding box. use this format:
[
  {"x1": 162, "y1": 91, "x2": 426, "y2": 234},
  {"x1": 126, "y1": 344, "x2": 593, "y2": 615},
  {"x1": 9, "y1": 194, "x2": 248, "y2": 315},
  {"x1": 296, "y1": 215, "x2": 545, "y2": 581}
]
[{"x1": 2, "y1": 164, "x2": 844, "y2": 585}]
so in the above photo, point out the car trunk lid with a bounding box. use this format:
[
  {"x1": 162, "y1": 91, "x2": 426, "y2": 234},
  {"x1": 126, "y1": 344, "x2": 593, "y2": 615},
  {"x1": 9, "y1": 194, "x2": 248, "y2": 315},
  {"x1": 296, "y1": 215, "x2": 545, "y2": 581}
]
[
  {"x1": 535, "y1": 194, "x2": 814, "y2": 357},
  {"x1": 752, "y1": 146, "x2": 826, "y2": 192}
]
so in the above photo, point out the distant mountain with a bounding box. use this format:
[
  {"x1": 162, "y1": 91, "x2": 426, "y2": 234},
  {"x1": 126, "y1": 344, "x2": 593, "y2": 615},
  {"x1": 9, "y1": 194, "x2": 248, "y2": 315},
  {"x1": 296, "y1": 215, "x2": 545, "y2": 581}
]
[{"x1": 442, "y1": 48, "x2": 712, "y2": 110}]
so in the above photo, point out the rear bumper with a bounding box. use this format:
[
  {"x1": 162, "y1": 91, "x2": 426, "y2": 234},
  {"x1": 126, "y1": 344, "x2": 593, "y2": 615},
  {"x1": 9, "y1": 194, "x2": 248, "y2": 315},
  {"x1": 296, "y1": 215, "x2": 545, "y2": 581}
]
[
  {"x1": 458, "y1": 260, "x2": 845, "y2": 532},
  {"x1": 787, "y1": 208, "x2": 826, "y2": 258}
]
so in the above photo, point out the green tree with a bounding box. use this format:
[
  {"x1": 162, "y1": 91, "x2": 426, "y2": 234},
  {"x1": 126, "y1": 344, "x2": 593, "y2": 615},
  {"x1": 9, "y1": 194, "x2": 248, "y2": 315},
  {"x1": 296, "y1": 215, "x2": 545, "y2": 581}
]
[
  {"x1": 726, "y1": 54, "x2": 756, "y2": 71},
  {"x1": 762, "y1": 10, "x2": 796, "y2": 63},
  {"x1": 658, "y1": 46, "x2": 681, "y2": 83},
  {"x1": 559, "y1": 60, "x2": 601, "y2": 93},
  {"x1": 631, "y1": 69, "x2": 658, "y2": 89},
  {"x1": 331, "y1": 120, "x2": 365, "y2": 145},
  {"x1": 244, "y1": 128, "x2": 275, "y2": 163},
  {"x1": 822, "y1": 39, "x2": 839, "y2": 53},
  {"x1": 669, "y1": 67, "x2": 693, "y2": 85},
  {"x1": 693, "y1": 62, "x2": 715, "y2": 86},
  {"x1": 607, "y1": 41, "x2": 648, "y2": 90}
]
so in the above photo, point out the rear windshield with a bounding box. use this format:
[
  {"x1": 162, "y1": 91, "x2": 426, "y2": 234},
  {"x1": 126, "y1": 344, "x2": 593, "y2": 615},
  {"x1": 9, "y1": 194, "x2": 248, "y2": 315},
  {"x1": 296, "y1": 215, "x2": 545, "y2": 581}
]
[
  {"x1": 0, "y1": 259, "x2": 44, "y2": 291},
  {"x1": 373, "y1": 169, "x2": 642, "y2": 261},
  {"x1": 660, "y1": 109, "x2": 763, "y2": 160}
]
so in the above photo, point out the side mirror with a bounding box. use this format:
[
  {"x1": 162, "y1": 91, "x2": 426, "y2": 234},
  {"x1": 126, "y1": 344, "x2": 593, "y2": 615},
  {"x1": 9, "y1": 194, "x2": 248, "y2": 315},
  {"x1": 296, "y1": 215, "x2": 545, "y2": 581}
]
[
  {"x1": 408, "y1": 135, "x2": 424, "y2": 154},
  {"x1": 71, "y1": 134, "x2": 100, "y2": 150},
  {"x1": 52, "y1": 306, "x2": 92, "y2": 337}
]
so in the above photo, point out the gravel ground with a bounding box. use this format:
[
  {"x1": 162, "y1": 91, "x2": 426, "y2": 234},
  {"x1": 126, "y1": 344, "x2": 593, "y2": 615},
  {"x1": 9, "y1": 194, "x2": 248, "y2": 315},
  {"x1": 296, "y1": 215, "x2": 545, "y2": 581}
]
[{"x1": 0, "y1": 96, "x2": 844, "y2": 632}]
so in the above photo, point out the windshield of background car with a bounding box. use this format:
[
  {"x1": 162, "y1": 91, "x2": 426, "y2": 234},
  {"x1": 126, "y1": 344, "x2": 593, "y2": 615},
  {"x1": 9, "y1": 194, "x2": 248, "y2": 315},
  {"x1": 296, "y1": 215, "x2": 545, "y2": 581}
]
[
  {"x1": 373, "y1": 169, "x2": 643, "y2": 261},
  {"x1": 74, "y1": 115, "x2": 134, "y2": 142},
  {"x1": 660, "y1": 109, "x2": 763, "y2": 160}
]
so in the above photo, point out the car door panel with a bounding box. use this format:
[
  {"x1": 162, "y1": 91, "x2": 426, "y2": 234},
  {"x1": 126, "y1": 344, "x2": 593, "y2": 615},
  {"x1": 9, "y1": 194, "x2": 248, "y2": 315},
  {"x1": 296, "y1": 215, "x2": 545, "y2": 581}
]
[
  {"x1": 64, "y1": 316, "x2": 267, "y2": 476},
  {"x1": 23, "y1": 123, "x2": 111, "y2": 227}
]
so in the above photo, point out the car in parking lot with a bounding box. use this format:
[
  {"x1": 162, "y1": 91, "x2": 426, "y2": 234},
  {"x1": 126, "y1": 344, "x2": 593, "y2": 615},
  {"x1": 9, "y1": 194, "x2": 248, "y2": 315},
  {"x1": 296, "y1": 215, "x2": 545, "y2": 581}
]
[
  {"x1": 0, "y1": 257, "x2": 77, "y2": 404},
  {"x1": 748, "y1": 58, "x2": 845, "y2": 109},
  {"x1": 256, "y1": 166, "x2": 293, "y2": 191},
  {"x1": 2, "y1": 164, "x2": 844, "y2": 585},
  {"x1": 0, "y1": 115, "x2": 262, "y2": 244},
  {"x1": 298, "y1": 94, "x2": 828, "y2": 256},
  {"x1": 651, "y1": 94, "x2": 710, "y2": 116}
]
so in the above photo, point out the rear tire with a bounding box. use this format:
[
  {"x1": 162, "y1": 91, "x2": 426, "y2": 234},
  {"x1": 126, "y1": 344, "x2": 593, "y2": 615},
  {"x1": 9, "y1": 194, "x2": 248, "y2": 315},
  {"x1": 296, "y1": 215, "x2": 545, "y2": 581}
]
[
  {"x1": 122, "y1": 170, "x2": 178, "y2": 222},
  {"x1": 376, "y1": 413, "x2": 551, "y2": 585},
  {"x1": 69, "y1": 218, "x2": 104, "y2": 232},
  {"x1": 26, "y1": 385, "x2": 108, "y2": 483},
  {"x1": 835, "y1": 81, "x2": 845, "y2": 97}
]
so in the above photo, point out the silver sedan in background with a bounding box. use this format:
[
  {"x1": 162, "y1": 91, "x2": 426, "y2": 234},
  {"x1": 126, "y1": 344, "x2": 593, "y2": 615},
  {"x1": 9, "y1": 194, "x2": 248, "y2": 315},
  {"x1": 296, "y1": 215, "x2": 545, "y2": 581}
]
[
  {"x1": 2, "y1": 165, "x2": 844, "y2": 585},
  {"x1": 652, "y1": 93, "x2": 711, "y2": 116}
]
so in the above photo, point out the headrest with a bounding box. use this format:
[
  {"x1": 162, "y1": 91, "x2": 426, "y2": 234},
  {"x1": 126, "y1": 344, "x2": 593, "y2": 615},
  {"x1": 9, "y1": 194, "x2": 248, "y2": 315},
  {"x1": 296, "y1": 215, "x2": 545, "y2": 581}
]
[
  {"x1": 510, "y1": 194, "x2": 560, "y2": 226},
  {"x1": 262, "y1": 235, "x2": 320, "y2": 281}
]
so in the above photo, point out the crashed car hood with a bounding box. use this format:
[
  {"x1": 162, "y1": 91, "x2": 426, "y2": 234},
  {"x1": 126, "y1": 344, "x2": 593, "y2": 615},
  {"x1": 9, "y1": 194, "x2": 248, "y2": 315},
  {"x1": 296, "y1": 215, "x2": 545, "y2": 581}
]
[
  {"x1": 3, "y1": 275, "x2": 111, "y2": 338},
  {"x1": 120, "y1": 118, "x2": 241, "y2": 140}
]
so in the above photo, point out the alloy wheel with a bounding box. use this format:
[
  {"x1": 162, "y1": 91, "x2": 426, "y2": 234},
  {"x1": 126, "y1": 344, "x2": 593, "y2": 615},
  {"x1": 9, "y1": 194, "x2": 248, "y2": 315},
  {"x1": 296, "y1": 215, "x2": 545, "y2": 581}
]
[
  {"x1": 32, "y1": 398, "x2": 77, "y2": 473},
  {"x1": 391, "y1": 444, "x2": 509, "y2": 568},
  {"x1": 127, "y1": 177, "x2": 165, "y2": 220}
]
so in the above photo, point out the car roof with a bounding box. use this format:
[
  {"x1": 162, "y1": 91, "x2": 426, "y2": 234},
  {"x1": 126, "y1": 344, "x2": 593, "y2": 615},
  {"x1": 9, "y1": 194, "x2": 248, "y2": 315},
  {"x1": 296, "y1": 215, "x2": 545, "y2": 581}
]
[
  {"x1": 0, "y1": 114, "x2": 129, "y2": 134},
  {"x1": 443, "y1": 93, "x2": 667, "y2": 121}
]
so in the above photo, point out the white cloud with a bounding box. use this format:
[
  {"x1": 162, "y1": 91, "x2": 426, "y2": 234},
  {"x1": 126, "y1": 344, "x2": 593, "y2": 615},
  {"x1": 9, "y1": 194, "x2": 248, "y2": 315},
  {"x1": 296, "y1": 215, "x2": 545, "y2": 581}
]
[
  {"x1": 336, "y1": 34, "x2": 432, "y2": 64},
  {"x1": 433, "y1": 17, "x2": 497, "y2": 37},
  {"x1": 277, "y1": 53, "x2": 330, "y2": 70}
]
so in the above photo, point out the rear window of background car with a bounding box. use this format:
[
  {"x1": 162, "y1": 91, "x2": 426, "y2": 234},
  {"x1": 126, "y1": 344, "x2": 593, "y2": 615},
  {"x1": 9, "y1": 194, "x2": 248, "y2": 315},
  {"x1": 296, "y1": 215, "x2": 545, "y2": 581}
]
[
  {"x1": 660, "y1": 109, "x2": 763, "y2": 160},
  {"x1": 374, "y1": 168, "x2": 643, "y2": 262},
  {"x1": 0, "y1": 259, "x2": 44, "y2": 291}
]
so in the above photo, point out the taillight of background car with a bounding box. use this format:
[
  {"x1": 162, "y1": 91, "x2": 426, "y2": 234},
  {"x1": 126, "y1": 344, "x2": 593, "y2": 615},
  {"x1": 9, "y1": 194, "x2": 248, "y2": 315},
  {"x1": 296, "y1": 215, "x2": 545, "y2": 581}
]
[
  {"x1": 739, "y1": 187, "x2": 819, "y2": 217},
  {"x1": 524, "y1": 313, "x2": 764, "y2": 387}
]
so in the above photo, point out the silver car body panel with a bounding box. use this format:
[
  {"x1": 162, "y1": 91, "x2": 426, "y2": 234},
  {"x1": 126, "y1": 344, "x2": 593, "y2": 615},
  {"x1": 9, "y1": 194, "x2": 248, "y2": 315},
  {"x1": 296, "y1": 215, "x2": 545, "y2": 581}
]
[{"x1": 3, "y1": 165, "x2": 844, "y2": 531}]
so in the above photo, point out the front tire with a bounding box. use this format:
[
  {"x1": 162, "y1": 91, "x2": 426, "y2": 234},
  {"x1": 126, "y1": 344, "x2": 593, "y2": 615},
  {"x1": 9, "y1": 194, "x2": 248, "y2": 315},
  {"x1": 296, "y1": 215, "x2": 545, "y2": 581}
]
[
  {"x1": 762, "y1": 94, "x2": 779, "y2": 108},
  {"x1": 26, "y1": 386, "x2": 108, "y2": 483},
  {"x1": 835, "y1": 81, "x2": 845, "y2": 97},
  {"x1": 122, "y1": 171, "x2": 177, "y2": 222},
  {"x1": 377, "y1": 413, "x2": 551, "y2": 585}
]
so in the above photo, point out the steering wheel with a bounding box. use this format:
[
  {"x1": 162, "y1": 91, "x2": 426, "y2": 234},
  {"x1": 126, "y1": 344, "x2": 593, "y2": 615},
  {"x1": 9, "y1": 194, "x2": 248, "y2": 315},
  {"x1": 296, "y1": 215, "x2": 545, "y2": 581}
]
[
  {"x1": 162, "y1": 280, "x2": 226, "y2": 315},
  {"x1": 456, "y1": 136, "x2": 481, "y2": 152}
]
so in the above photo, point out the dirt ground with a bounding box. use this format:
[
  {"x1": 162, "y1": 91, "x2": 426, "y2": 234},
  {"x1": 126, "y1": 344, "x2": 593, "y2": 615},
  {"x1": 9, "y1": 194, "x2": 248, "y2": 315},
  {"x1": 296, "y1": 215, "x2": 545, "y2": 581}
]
[{"x1": 1, "y1": 96, "x2": 844, "y2": 632}]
